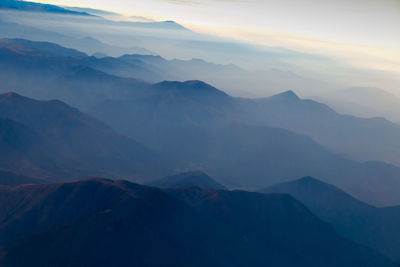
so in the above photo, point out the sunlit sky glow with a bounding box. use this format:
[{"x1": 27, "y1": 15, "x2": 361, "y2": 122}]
[{"x1": 36, "y1": 0, "x2": 400, "y2": 86}]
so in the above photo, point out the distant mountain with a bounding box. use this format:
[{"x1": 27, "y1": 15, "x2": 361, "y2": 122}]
[
  {"x1": 0, "y1": 92, "x2": 170, "y2": 181},
  {"x1": 0, "y1": 19, "x2": 70, "y2": 47},
  {"x1": 2, "y1": 39, "x2": 400, "y2": 205},
  {"x1": 91, "y1": 80, "x2": 236, "y2": 159},
  {"x1": 0, "y1": 38, "x2": 86, "y2": 57},
  {"x1": 0, "y1": 0, "x2": 90, "y2": 15},
  {"x1": 161, "y1": 20, "x2": 187, "y2": 30},
  {"x1": 0, "y1": 22, "x2": 152, "y2": 57},
  {"x1": 63, "y1": 6, "x2": 119, "y2": 17},
  {"x1": 315, "y1": 87, "x2": 400, "y2": 123},
  {"x1": 148, "y1": 171, "x2": 226, "y2": 190},
  {"x1": 0, "y1": 38, "x2": 328, "y2": 107},
  {"x1": 75, "y1": 36, "x2": 154, "y2": 57},
  {"x1": 0, "y1": 117, "x2": 63, "y2": 179},
  {"x1": 129, "y1": 15, "x2": 155, "y2": 22},
  {"x1": 117, "y1": 54, "x2": 333, "y2": 97},
  {"x1": 110, "y1": 20, "x2": 188, "y2": 31},
  {"x1": 242, "y1": 90, "x2": 400, "y2": 166},
  {"x1": 0, "y1": 39, "x2": 153, "y2": 109},
  {"x1": 91, "y1": 80, "x2": 400, "y2": 206},
  {"x1": 0, "y1": 179, "x2": 393, "y2": 266},
  {"x1": 263, "y1": 177, "x2": 400, "y2": 263}
]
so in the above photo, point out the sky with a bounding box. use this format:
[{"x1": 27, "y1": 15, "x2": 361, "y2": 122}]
[
  {"x1": 35, "y1": 0, "x2": 400, "y2": 89},
  {"x1": 34, "y1": 0, "x2": 400, "y2": 45}
]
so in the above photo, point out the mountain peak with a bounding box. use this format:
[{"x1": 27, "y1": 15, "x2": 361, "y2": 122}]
[
  {"x1": 147, "y1": 171, "x2": 226, "y2": 190},
  {"x1": 297, "y1": 176, "x2": 324, "y2": 185},
  {"x1": 161, "y1": 20, "x2": 187, "y2": 30},
  {"x1": 153, "y1": 80, "x2": 229, "y2": 98},
  {"x1": 272, "y1": 90, "x2": 300, "y2": 100},
  {"x1": 0, "y1": 91, "x2": 31, "y2": 103},
  {"x1": 264, "y1": 176, "x2": 338, "y2": 194},
  {"x1": 262, "y1": 176, "x2": 374, "y2": 210},
  {"x1": 1, "y1": 91, "x2": 21, "y2": 98}
]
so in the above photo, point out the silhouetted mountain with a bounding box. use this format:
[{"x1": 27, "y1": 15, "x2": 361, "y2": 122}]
[
  {"x1": 0, "y1": 38, "x2": 154, "y2": 109},
  {"x1": 243, "y1": 90, "x2": 400, "y2": 166},
  {"x1": 0, "y1": 117, "x2": 65, "y2": 179},
  {"x1": 100, "y1": 19, "x2": 188, "y2": 31},
  {"x1": 91, "y1": 80, "x2": 237, "y2": 161},
  {"x1": 117, "y1": 54, "x2": 332, "y2": 97},
  {"x1": 0, "y1": 38, "x2": 330, "y2": 106},
  {"x1": 0, "y1": 18, "x2": 67, "y2": 42},
  {"x1": 0, "y1": 179, "x2": 393, "y2": 266},
  {"x1": 0, "y1": 38, "x2": 86, "y2": 57},
  {"x1": 148, "y1": 171, "x2": 226, "y2": 190},
  {"x1": 0, "y1": 20, "x2": 152, "y2": 57},
  {"x1": 0, "y1": 92, "x2": 169, "y2": 180},
  {"x1": 0, "y1": 0, "x2": 91, "y2": 15},
  {"x1": 265, "y1": 89, "x2": 301, "y2": 101},
  {"x1": 2, "y1": 39, "x2": 400, "y2": 205},
  {"x1": 91, "y1": 80, "x2": 400, "y2": 206},
  {"x1": 263, "y1": 177, "x2": 400, "y2": 263}
]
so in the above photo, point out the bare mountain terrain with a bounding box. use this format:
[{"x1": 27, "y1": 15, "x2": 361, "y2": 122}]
[{"x1": 0, "y1": 179, "x2": 394, "y2": 267}]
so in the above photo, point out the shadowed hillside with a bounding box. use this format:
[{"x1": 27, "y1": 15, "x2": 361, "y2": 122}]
[
  {"x1": 263, "y1": 177, "x2": 400, "y2": 263},
  {"x1": 0, "y1": 92, "x2": 171, "y2": 181},
  {"x1": 0, "y1": 179, "x2": 394, "y2": 267},
  {"x1": 148, "y1": 171, "x2": 227, "y2": 190}
]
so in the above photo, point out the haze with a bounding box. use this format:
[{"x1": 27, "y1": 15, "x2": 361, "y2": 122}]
[
  {"x1": 34, "y1": 0, "x2": 400, "y2": 92},
  {"x1": 2, "y1": 0, "x2": 400, "y2": 266}
]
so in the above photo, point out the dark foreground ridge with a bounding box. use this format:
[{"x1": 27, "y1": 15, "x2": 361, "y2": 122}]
[
  {"x1": 263, "y1": 176, "x2": 400, "y2": 263},
  {"x1": 147, "y1": 171, "x2": 227, "y2": 190},
  {"x1": 0, "y1": 178, "x2": 394, "y2": 267}
]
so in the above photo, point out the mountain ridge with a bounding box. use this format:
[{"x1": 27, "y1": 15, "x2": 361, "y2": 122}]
[
  {"x1": 0, "y1": 178, "x2": 394, "y2": 266},
  {"x1": 148, "y1": 171, "x2": 227, "y2": 190},
  {"x1": 263, "y1": 177, "x2": 400, "y2": 262},
  {"x1": 0, "y1": 0, "x2": 92, "y2": 15},
  {"x1": 0, "y1": 92, "x2": 171, "y2": 181}
]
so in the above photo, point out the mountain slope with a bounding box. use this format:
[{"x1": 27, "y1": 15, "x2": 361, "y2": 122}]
[
  {"x1": 0, "y1": 0, "x2": 90, "y2": 15},
  {"x1": 0, "y1": 179, "x2": 393, "y2": 267},
  {"x1": 0, "y1": 38, "x2": 151, "y2": 110},
  {"x1": 243, "y1": 90, "x2": 400, "y2": 166},
  {"x1": 2, "y1": 39, "x2": 400, "y2": 205},
  {"x1": 92, "y1": 83, "x2": 400, "y2": 206},
  {"x1": 316, "y1": 87, "x2": 400, "y2": 122},
  {"x1": 0, "y1": 92, "x2": 169, "y2": 180},
  {"x1": 91, "y1": 80, "x2": 236, "y2": 159},
  {"x1": 0, "y1": 38, "x2": 87, "y2": 57},
  {"x1": 148, "y1": 171, "x2": 227, "y2": 190},
  {"x1": 263, "y1": 177, "x2": 400, "y2": 263},
  {"x1": 0, "y1": 117, "x2": 66, "y2": 179}
]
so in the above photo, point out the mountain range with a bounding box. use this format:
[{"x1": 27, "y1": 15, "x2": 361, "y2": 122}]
[
  {"x1": 90, "y1": 79, "x2": 400, "y2": 206},
  {"x1": 315, "y1": 87, "x2": 400, "y2": 123},
  {"x1": 263, "y1": 177, "x2": 400, "y2": 263},
  {"x1": 0, "y1": 92, "x2": 170, "y2": 181},
  {"x1": 0, "y1": 179, "x2": 394, "y2": 266},
  {"x1": 0, "y1": 2, "x2": 399, "y2": 266},
  {"x1": 0, "y1": 15, "x2": 337, "y2": 96},
  {"x1": 1, "y1": 38, "x2": 400, "y2": 206},
  {"x1": 0, "y1": 19, "x2": 154, "y2": 57}
]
